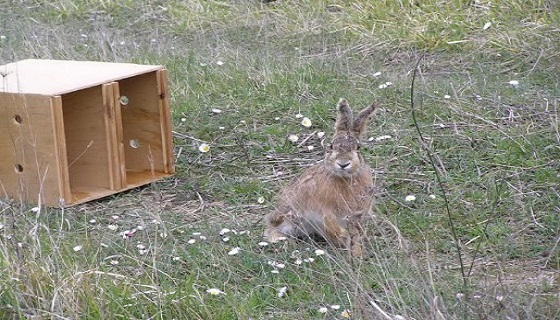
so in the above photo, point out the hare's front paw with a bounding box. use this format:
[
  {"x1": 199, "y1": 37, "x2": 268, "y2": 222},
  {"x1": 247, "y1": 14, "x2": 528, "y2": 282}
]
[{"x1": 263, "y1": 227, "x2": 288, "y2": 243}]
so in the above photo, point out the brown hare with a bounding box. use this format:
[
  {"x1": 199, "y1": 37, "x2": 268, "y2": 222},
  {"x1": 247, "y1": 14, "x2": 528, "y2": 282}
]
[{"x1": 264, "y1": 98, "x2": 377, "y2": 257}]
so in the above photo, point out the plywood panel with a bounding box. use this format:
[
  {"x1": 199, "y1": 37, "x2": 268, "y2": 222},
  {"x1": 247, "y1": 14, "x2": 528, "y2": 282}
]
[
  {"x1": 0, "y1": 93, "x2": 65, "y2": 205},
  {"x1": 61, "y1": 86, "x2": 112, "y2": 196},
  {"x1": 0, "y1": 59, "x2": 162, "y2": 95},
  {"x1": 119, "y1": 71, "x2": 165, "y2": 174}
]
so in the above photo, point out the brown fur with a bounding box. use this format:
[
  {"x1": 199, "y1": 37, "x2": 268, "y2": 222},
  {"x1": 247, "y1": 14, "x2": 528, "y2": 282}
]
[{"x1": 264, "y1": 98, "x2": 377, "y2": 257}]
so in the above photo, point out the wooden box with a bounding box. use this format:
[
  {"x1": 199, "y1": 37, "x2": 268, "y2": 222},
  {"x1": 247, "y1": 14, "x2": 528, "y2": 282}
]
[{"x1": 0, "y1": 59, "x2": 174, "y2": 207}]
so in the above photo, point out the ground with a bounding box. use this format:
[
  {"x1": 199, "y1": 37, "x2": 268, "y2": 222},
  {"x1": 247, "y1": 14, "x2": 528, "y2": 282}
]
[{"x1": 0, "y1": 1, "x2": 559, "y2": 319}]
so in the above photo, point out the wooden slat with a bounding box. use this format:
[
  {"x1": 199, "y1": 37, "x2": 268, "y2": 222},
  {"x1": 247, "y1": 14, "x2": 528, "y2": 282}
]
[
  {"x1": 157, "y1": 68, "x2": 175, "y2": 174},
  {"x1": 111, "y1": 82, "x2": 127, "y2": 187},
  {"x1": 102, "y1": 83, "x2": 122, "y2": 190},
  {"x1": 50, "y1": 96, "x2": 71, "y2": 205}
]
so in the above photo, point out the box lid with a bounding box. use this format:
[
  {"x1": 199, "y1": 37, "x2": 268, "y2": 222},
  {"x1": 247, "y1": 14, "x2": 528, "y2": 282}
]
[{"x1": 0, "y1": 59, "x2": 162, "y2": 95}]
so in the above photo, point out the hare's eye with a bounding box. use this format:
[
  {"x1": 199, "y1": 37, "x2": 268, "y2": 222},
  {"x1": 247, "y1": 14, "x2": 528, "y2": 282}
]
[{"x1": 356, "y1": 144, "x2": 361, "y2": 150}]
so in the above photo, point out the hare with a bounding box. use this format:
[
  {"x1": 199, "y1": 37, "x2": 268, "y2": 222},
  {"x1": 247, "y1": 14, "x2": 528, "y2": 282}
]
[{"x1": 264, "y1": 98, "x2": 377, "y2": 257}]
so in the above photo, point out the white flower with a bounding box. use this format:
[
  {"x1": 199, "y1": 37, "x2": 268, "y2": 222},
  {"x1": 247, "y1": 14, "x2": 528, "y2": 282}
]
[
  {"x1": 374, "y1": 135, "x2": 392, "y2": 142},
  {"x1": 206, "y1": 288, "x2": 225, "y2": 295},
  {"x1": 187, "y1": 239, "x2": 196, "y2": 244},
  {"x1": 216, "y1": 60, "x2": 224, "y2": 66},
  {"x1": 314, "y1": 249, "x2": 325, "y2": 256},
  {"x1": 108, "y1": 225, "x2": 118, "y2": 231},
  {"x1": 228, "y1": 247, "x2": 240, "y2": 255},
  {"x1": 483, "y1": 22, "x2": 492, "y2": 30},
  {"x1": 294, "y1": 258, "x2": 303, "y2": 265},
  {"x1": 89, "y1": 219, "x2": 96, "y2": 224},
  {"x1": 30, "y1": 207, "x2": 40, "y2": 213},
  {"x1": 429, "y1": 194, "x2": 437, "y2": 199},
  {"x1": 257, "y1": 196, "x2": 265, "y2": 204},
  {"x1": 199, "y1": 235, "x2": 207, "y2": 240},
  {"x1": 295, "y1": 113, "x2": 304, "y2": 119},
  {"x1": 341, "y1": 309, "x2": 351, "y2": 318},
  {"x1": 73, "y1": 245, "x2": 83, "y2": 252},
  {"x1": 372, "y1": 71, "x2": 382, "y2": 77},
  {"x1": 444, "y1": 95, "x2": 451, "y2": 99},
  {"x1": 211, "y1": 108, "x2": 222, "y2": 114},
  {"x1": 405, "y1": 195, "x2": 416, "y2": 202},
  {"x1": 219, "y1": 228, "x2": 231, "y2": 235},
  {"x1": 137, "y1": 244, "x2": 146, "y2": 250},
  {"x1": 222, "y1": 237, "x2": 230, "y2": 242},
  {"x1": 277, "y1": 286, "x2": 288, "y2": 298},
  {"x1": 181, "y1": 117, "x2": 187, "y2": 122},
  {"x1": 198, "y1": 143, "x2": 210, "y2": 153},
  {"x1": 378, "y1": 81, "x2": 393, "y2": 89},
  {"x1": 330, "y1": 305, "x2": 341, "y2": 310},
  {"x1": 307, "y1": 145, "x2": 314, "y2": 151},
  {"x1": 317, "y1": 131, "x2": 325, "y2": 139},
  {"x1": 258, "y1": 241, "x2": 269, "y2": 247},
  {"x1": 192, "y1": 232, "x2": 202, "y2": 236},
  {"x1": 318, "y1": 306, "x2": 328, "y2": 314},
  {"x1": 172, "y1": 256, "x2": 181, "y2": 261},
  {"x1": 508, "y1": 80, "x2": 519, "y2": 87},
  {"x1": 0, "y1": 223, "x2": 3, "y2": 230},
  {"x1": 271, "y1": 269, "x2": 280, "y2": 274},
  {"x1": 300, "y1": 117, "x2": 312, "y2": 128},
  {"x1": 110, "y1": 260, "x2": 119, "y2": 265},
  {"x1": 288, "y1": 134, "x2": 299, "y2": 143},
  {"x1": 304, "y1": 257, "x2": 315, "y2": 263}
]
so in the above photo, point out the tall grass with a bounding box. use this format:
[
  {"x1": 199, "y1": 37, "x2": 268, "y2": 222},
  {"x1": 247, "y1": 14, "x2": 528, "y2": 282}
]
[{"x1": 1, "y1": 0, "x2": 559, "y2": 319}]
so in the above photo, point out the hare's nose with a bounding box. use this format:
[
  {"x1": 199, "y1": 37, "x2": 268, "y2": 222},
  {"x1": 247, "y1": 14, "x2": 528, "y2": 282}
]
[{"x1": 337, "y1": 161, "x2": 351, "y2": 169}]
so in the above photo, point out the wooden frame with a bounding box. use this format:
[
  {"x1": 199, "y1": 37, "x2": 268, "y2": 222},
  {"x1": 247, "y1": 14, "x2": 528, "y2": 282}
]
[{"x1": 0, "y1": 59, "x2": 174, "y2": 206}]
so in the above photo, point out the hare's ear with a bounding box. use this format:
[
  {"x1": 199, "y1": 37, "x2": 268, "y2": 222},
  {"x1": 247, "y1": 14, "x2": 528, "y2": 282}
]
[
  {"x1": 335, "y1": 98, "x2": 353, "y2": 133},
  {"x1": 351, "y1": 102, "x2": 377, "y2": 138}
]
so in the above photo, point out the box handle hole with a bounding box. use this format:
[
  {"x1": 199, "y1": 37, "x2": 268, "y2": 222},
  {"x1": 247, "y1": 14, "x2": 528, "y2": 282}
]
[
  {"x1": 119, "y1": 95, "x2": 129, "y2": 106},
  {"x1": 14, "y1": 164, "x2": 24, "y2": 173},
  {"x1": 129, "y1": 139, "x2": 140, "y2": 148},
  {"x1": 13, "y1": 114, "x2": 23, "y2": 124}
]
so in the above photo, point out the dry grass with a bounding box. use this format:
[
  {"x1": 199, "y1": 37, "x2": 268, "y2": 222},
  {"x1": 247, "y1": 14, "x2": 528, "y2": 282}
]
[{"x1": 1, "y1": 0, "x2": 559, "y2": 319}]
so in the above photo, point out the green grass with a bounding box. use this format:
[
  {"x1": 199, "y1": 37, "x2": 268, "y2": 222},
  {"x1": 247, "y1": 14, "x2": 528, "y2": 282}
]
[{"x1": 1, "y1": 0, "x2": 559, "y2": 319}]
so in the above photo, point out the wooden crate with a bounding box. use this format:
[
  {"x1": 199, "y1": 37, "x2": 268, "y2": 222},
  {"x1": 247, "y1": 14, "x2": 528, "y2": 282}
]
[{"x1": 0, "y1": 59, "x2": 174, "y2": 207}]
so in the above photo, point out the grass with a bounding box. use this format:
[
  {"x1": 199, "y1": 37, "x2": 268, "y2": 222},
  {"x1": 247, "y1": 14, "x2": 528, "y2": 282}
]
[{"x1": 1, "y1": 0, "x2": 559, "y2": 319}]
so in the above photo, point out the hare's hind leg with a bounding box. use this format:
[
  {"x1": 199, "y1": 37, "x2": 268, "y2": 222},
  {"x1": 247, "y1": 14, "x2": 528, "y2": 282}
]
[{"x1": 264, "y1": 209, "x2": 299, "y2": 243}]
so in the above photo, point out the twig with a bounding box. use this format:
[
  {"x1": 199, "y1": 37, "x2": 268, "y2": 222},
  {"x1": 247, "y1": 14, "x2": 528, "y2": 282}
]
[{"x1": 410, "y1": 53, "x2": 467, "y2": 289}]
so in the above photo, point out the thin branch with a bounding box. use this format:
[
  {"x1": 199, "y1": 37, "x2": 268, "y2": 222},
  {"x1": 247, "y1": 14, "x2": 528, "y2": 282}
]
[{"x1": 410, "y1": 53, "x2": 467, "y2": 289}]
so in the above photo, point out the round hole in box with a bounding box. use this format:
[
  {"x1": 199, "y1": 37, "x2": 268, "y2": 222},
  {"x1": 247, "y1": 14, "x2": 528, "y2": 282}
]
[
  {"x1": 14, "y1": 164, "x2": 24, "y2": 173},
  {"x1": 129, "y1": 139, "x2": 140, "y2": 148},
  {"x1": 119, "y1": 95, "x2": 130, "y2": 106},
  {"x1": 13, "y1": 114, "x2": 23, "y2": 124}
]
